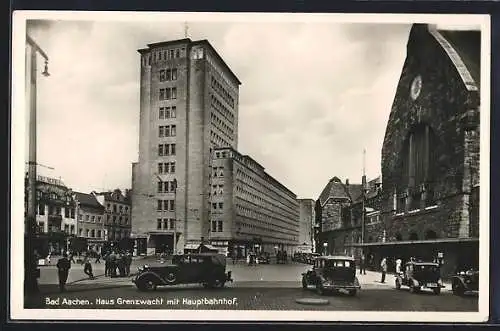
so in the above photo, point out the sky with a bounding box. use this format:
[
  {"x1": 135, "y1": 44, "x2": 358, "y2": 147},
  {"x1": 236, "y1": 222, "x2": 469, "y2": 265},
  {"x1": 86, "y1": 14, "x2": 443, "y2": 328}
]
[{"x1": 23, "y1": 16, "x2": 414, "y2": 199}]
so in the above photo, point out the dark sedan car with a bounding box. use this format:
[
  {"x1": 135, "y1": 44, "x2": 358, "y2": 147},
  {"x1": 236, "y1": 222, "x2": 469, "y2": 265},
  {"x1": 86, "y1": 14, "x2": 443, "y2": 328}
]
[
  {"x1": 133, "y1": 253, "x2": 233, "y2": 291},
  {"x1": 395, "y1": 261, "x2": 444, "y2": 295},
  {"x1": 451, "y1": 268, "x2": 479, "y2": 296},
  {"x1": 301, "y1": 255, "x2": 360, "y2": 296}
]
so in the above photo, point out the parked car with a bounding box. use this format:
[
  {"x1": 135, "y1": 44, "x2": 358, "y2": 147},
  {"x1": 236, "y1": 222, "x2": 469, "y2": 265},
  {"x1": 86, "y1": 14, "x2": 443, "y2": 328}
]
[
  {"x1": 307, "y1": 253, "x2": 321, "y2": 264},
  {"x1": 395, "y1": 261, "x2": 444, "y2": 295},
  {"x1": 133, "y1": 253, "x2": 233, "y2": 291},
  {"x1": 301, "y1": 255, "x2": 360, "y2": 296},
  {"x1": 257, "y1": 252, "x2": 270, "y2": 264},
  {"x1": 451, "y1": 268, "x2": 479, "y2": 296}
]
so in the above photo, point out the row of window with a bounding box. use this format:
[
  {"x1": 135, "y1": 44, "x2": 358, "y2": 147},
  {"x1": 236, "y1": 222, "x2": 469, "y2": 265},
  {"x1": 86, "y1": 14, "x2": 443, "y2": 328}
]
[
  {"x1": 211, "y1": 94, "x2": 235, "y2": 124},
  {"x1": 212, "y1": 166, "x2": 225, "y2": 177},
  {"x1": 37, "y1": 222, "x2": 76, "y2": 235},
  {"x1": 158, "y1": 143, "x2": 176, "y2": 156},
  {"x1": 156, "y1": 218, "x2": 176, "y2": 230},
  {"x1": 158, "y1": 162, "x2": 176, "y2": 174},
  {"x1": 236, "y1": 202, "x2": 299, "y2": 235},
  {"x1": 108, "y1": 230, "x2": 130, "y2": 241},
  {"x1": 211, "y1": 220, "x2": 224, "y2": 232},
  {"x1": 211, "y1": 202, "x2": 224, "y2": 210},
  {"x1": 159, "y1": 87, "x2": 177, "y2": 101},
  {"x1": 159, "y1": 106, "x2": 177, "y2": 120},
  {"x1": 157, "y1": 199, "x2": 176, "y2": 211},
  {"x1": 105, "y1": 203, "x2": 129, "y2": 214},
  {"x1": 36, "y1": 204, "x2": 76, "y2": 218},
  {"x1": 159, "y1": 68, "x2": 178, "y2": 82},
  {"x1": 143, "y1": 47, "x2": 186, "y2": 66},
  {"x1": 214, "y1": 151, "x2": 230, "y2": 159},
  {"x1": 235, "y1": 181, "x2": 297, "y2": 221},
  {"x1": 211, "y1": 112, "x2": 234, "y2": 138},
  {"x1": 36, "y1": 191, "x2": 72, "y2": 203},
  {"x1": 210, "y1": 130, "x2": 231, "y2": 148},
  {"x1": 236, "y1": 220, "x2": 297, "y2": 243},
  {"x1": 159, "y1": 125, "x2": 177, "y2": 138},
  {"x1": 79, "y1": 214, "x2": 103, "y2": 223},
  {"x1": 211, "y1": 184, "x2": 224, "y2": 196},
  {"x1": 211, "y1": 76, "x2": 235, "y2": 108},
  {"x1": 106, "y1": 214, "x2": 130, "y2": 225},
  {"x1": 395, "y1": 187, "x2": 436, "y2": 214},
  {"x1": 157, "y1": 180, "x2": 178, "y2": 193},
  {"x1": 78, "y1": 228, "x2": 104, "y2": 239},
  {"x1": 235, "y1": 168, "x2": 298, "y2": 215}
]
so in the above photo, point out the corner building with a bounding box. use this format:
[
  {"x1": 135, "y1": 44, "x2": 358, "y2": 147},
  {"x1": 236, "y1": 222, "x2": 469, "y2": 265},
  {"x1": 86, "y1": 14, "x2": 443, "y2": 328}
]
[
  {"x1": 131, "y1": 38, "x2": 241, "y2": 255},
  {"x1": 209, "y1": 147, "x2": 300, "y2": 257}
]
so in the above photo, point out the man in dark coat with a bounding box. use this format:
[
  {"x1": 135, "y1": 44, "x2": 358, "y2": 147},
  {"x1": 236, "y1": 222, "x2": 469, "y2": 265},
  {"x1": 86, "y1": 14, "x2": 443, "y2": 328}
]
[
  {"x1": 125, "y1": 252, "x2": 132, "y2": 276},
  {"x1": 56, "y1": 252, "x2": 71, "y2": 292}
]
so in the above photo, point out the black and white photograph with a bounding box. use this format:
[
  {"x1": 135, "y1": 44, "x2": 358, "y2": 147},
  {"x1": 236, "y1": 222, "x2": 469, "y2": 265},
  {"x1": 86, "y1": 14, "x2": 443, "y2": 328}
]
[{"x1": 10, "y1": 11, "x2": 490, "y2": 322}]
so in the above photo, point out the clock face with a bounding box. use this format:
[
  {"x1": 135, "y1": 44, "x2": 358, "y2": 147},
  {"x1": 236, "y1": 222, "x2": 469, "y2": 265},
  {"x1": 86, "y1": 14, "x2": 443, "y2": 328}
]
[{"x1": 410, "y1": 75, "x2": 422, "y2": 100}]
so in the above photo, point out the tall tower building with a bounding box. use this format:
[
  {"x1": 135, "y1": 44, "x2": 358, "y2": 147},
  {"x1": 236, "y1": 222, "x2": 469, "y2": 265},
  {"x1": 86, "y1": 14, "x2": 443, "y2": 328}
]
[{"x1": 131, "y1": 38, "x2": 241, "y2": 255}]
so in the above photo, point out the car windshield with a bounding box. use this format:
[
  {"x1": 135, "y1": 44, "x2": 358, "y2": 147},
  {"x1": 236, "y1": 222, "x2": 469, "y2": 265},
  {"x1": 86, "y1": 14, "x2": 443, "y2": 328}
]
[{"x1": 325, "y1": 260, "x2": 352, "y2": 268}]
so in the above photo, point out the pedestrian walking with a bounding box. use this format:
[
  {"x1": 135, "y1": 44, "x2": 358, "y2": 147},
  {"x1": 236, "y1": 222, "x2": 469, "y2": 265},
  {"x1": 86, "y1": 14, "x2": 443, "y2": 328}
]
[
  {"x1": 117, "y1": 253, "x2": 125, "y2": 277},
  {"x1": 125, "y1": 252, "x2": 132, "y2": 276},
  {"x1": 360, "y1": 253, "x2": 366, "y2": 275},
  {"x1": 395, "y1": 258, "x2": 402, "y2": 275},
  {"x1": 380, "y1": 257, "x2": 388, "y2": 283},
  {"x1": 109, "y1": 251, "x2": 117, "y2": 278},
  {"x1": 56, "y1": 253, "x2": 71, "y2": 292},
  {"x1": 83, "y1": 258, "x2": 94, "y2": 279},
  {"x1": 68, "y1": 251, "x2": 76, "y2": 264}
]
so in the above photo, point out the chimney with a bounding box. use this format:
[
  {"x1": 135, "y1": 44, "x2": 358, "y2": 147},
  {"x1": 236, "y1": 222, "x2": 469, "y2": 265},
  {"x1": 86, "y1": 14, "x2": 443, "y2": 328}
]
[{"x1": 345, "y1": 178, "x2": 349, "y2": 186}]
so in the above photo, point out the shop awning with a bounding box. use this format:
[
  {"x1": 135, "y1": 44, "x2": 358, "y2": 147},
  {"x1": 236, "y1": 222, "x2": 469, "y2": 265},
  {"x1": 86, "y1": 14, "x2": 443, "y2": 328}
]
[{"x1": 347, "y1": 237, "x2": 479, "y2": 247}]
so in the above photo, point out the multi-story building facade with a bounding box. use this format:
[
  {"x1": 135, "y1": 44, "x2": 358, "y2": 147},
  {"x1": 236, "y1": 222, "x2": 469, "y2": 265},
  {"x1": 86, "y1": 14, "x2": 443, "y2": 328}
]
[
  {"x1": 93, "y1": 189, "x2": 132, "y2": 243},
  {"x1": 131, "y1": 38, "x2": 241, "y2": 254},
  {"x1": 297, "y1": 199, "x2": 315, "y2": 253},
  {"x1": 28, "y1": 174, "x2": 77, "y2": 254},
  {"x1": 74, "y1": 192, "x2": 106, "y2": 253},
  {"x1": 209, "y1": 147, "x2": 300, "y2": 257}
]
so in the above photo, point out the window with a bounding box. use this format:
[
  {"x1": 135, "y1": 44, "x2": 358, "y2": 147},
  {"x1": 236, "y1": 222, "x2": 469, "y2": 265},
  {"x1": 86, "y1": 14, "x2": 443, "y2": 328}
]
[
  {"x1": 159, "y1": 126, "x2": 165, "y2": 137},
  {"x1": 64, "y1": 224, "x2": 69, "y2": 233},
  {"x1": 163, "y1": 219, "x2": 168, "y2": 229},
  {"x1": 70, "y1": 225, "x2": 75, "y2": 234},
  {"x1": 217, "y1": 220, "x2": 223, "y2": 232},
  {"x1": 86, "y1": 229, "x2": 89, "y2": 237},
  {"x1": 172, "y1": 68, "x2": 178, "y2": 80},
  {"x1": 159, "y1": 89, "x2": 165, "y2": 100},
  {"x1": 171, "y1": 106, "x2": 176, "y2": 118},
  {"x1": 91, "y1": 229, "x2": 95, "y2": 238},
  {"x1": 90, "y1": 215, "x2": 95, "y2": 222},
  {"x1": 158, "y1": 144, "x2": 164, "y2": 156},
  {"x1": 171, "y1": 144, "x2": 176, "y2": 155},
  {"x1": 211, "y1": 220, "x2": 217, "y2": 232},
  {"x1": 157, "y1": 219, "x2": 162, "y2": 230},
  {"x1": 171, "y1": 162, "x2": 176, "y2": 173},
  {"x1": 218, "y1": 202, "x2": 223, "y2": 209},
  {"x1": 97, "y1": 230, "x2": 101, "y2": 238},
  {"x1": 113, "y1": 205, "x2": 117, "y2": 213},
  {"x1": 38, "y1": 203, "x2": 45, "y2": 215},
  {"x1": 78, "y1": 213, "x2": 82, "y2": 220},
  {"x1": 171, "y1": 125, "x2": 176, "y2": 136},
  {"x1": 64, "y1": 208, "x2": 69, "y2": 218},
  {"x1": 79, "y1": 228, "x2": 83, "y2": 236},
  {"x1": 70, "y1": 208, "x2": 75, "y2": 219},
  {"x1": 169, "y1": 200, "x2": 175, "y2": 211},
  {"x1": 169, "y1": 50, "x2": 174, "y2": 58},
  {"x1": 157, "y1": 200, "x2": 163, "y2": 211},
  {"x1": 172, "y1": 88, "x2": 177, "y2": 99},
  {"x1": 169, "y1": 218, "x2": 175, "y2": 230},
  {"x1": 159, "y1": 70, "x2": 166, "y2": 82},
  {"x1": 159, "y1": 107, "x2": 165, "y2": 119},
  {"x1": 85, "y1": 215, "x2": 90, "y2": 221},
  {"x1": 158, "y1": 163, "x2": 164, "y2": 174},
  {"x1": 175, "y1": 49, "x2": 180, "y2": 58},
  {"x1": 212, "y1": 203, "x2": 217, "y2": 210}
]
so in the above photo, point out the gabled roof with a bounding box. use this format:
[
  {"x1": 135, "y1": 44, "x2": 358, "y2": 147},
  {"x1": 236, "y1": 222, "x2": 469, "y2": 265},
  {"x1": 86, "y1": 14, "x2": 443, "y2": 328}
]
[
  {"x1": 318, "y1": 177, "x2": 363, "y2": 206},
  {"x1": 74, "y1": 192, "x2": 104, "y2": 209}
]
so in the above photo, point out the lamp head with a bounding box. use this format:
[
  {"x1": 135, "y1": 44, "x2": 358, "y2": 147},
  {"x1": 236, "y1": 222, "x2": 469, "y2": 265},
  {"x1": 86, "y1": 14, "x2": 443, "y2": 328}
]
[{"x1": 42, "y1": 60, "x2": 50, "y2": 77}]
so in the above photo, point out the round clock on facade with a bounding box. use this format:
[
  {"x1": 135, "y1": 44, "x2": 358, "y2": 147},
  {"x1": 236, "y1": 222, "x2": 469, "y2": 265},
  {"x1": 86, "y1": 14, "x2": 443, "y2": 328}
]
[{"x1": 410, "y1": 75, "x2": 422, "y2": 100}]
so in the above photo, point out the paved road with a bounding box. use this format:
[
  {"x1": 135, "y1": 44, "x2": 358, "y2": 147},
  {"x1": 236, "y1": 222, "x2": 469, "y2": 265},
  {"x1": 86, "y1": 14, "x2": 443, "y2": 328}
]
[{"x1": 26, "y1": 284, "x2": 478, "y2": 311}]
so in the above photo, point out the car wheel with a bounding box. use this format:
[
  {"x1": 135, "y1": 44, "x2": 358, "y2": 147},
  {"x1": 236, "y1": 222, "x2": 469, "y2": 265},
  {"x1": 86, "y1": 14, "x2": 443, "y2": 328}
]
[
  {"x1": 452, "y1": 282, "x2": 465, "y2": 296},
  {"x1": 433, "y1": 288, "x2": 441, "y2": 295},
  {"x1": 316, "y1": 283, "x2": 324, "y2": 296},
  {"x1": 137, "y1": 278, "x2": 157, "y2": 291},
  {"x1": 395, "y1": 279, "x2": 401, "y2": 290},
  {"x1": 165, "y1": 272, "x2": 176, "y2": 284},
  {"x1": 348, "y1": 289, "x2": 357, "y2": 296},
  {"x1": 302, "y1": 278, "x2": 308, "y2": 289}
]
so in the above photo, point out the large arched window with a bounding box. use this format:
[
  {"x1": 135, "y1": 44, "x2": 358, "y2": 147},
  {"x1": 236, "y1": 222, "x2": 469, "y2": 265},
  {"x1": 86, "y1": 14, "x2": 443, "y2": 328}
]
[{"x1": 399, "y1": 124, "x2": 437, "y2": 211}]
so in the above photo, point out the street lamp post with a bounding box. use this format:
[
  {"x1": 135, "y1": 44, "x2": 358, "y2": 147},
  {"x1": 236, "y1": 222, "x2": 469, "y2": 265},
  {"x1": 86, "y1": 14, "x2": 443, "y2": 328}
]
[{"x1": 25, "y1": 34, "x2": 50, "y2": 294}]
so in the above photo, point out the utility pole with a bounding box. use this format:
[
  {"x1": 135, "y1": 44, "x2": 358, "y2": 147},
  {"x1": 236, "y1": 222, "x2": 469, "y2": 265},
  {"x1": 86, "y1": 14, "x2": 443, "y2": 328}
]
[
  {"x1": 361, "y1": 149, "x2": 367, "y2": 256},
  {"x1": 25, "y1": 34, "x2": 50, "y2": 294}
]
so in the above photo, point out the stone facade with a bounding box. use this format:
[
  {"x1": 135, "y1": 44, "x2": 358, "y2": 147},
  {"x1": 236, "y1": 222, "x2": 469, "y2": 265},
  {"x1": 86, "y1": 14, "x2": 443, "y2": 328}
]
[
  {"x1": 75, "y1": 192, "x2": 106, "y2": 253},
  {"x1": 297, "y1": 199, "x2": 315, "y2": 252},
  {"x1": 369, "y1": 24, "x2": 480, "y2": 276},
  {"x1": 131, "y1": 39, "x2": 241, "y2": 255}
]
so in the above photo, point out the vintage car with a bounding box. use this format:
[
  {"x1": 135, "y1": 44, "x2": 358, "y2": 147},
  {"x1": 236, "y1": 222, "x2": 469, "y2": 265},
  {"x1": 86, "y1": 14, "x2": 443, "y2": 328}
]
[
  {"x1": 395, "y1": 261, "x2": 444, "y2": 295},
  {"x1": 133, "y1": 253, "x2": 233, "y2": 291},
  {"x1": 257, "y1": 252, "x2": 270, "y2": 264},
  {"x1": 301, "y1": 255, "x2": 361, "y2": 296},
  {"x1": 306, "y1": 253, "x2": 321, "y2": 264},
  {"x1": 451, "y1": 268, "x2": 479, "y2": 296}
]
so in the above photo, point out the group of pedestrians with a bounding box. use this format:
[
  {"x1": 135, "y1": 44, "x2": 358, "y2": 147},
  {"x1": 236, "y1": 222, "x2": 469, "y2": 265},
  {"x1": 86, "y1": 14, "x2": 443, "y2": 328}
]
[{"x1": 104, "y1": 250, "x2": 133, "y2": 278}]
